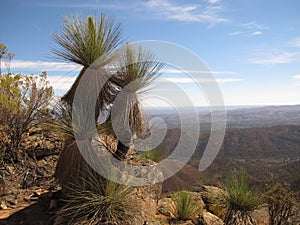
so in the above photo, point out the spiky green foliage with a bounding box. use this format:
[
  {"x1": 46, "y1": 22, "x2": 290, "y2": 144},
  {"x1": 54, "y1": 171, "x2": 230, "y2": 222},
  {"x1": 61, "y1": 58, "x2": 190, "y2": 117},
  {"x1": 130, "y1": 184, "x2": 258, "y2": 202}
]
[
  {"x1": 52, "y1": 14, "x2": 122, "y2": 67},
  {"x1": 114, "y1": 43, "x2": 163, "y2": 134},
  {"x1": 138, "y1": 146, "x2": 167, "y2": 162},
  {"x1": 52, "y1": 14, "x2": 123, "y2": 108},
  {"x1": 215, "y1": 171, "x2": 261, "y2": 225},
  {"x1": 112, "y1": 43, "x2": 164, "y2": 160},
  {"x1": 58, "y1": 171, "x2": 141, "y2": 225},
  {"x1": 168, "y1": 191, "x2": 202, "y2": 221}
]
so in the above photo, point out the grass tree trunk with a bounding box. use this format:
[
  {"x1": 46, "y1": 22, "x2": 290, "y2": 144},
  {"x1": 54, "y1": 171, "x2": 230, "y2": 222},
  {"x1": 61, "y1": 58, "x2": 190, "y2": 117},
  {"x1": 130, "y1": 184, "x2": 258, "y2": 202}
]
[{"x1": 225, "y1": 210, "x2": 256, "y2": 225}]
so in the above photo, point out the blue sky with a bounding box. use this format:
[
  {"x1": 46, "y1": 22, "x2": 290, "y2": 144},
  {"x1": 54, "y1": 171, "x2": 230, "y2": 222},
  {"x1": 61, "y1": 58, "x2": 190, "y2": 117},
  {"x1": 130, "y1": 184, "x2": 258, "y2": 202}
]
[{"x1": 1, "y1": 0, "x2": 300, "y2": 106}]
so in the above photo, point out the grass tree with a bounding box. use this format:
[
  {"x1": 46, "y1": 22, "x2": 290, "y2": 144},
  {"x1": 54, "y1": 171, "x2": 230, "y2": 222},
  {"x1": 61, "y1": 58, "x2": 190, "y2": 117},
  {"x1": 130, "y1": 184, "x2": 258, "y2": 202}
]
[
  {"x1": 51, "y1": 14, "x2": 164, "y2": 187},
  {"x1": 111, "y1": 43, "x2": 163, "y2": 160},
  {"x1": 215, "y1": 171, "x2": 261, "y2": 225},
  {"x1": 52, "y1": 14, "x2": 123, "y2": 119},
  {"x1": 168, "y1": 191, "x2": 202, "y2": 221},
  {"x1": 51, "y1": 14, "x2": 123, "y2": 187}
]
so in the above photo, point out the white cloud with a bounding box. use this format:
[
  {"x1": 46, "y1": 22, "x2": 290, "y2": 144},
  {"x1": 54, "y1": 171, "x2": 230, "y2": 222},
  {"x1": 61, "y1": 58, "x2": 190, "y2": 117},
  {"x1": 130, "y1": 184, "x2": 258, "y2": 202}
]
[
  {"x1": 47, "y1": 75, "x2": 76, "y2": 91},
  {"x1": 251, "y1": 31, "x2": 262, "y2": 36},
  {"x1": 290, "y1": 38, "x2": 300, "y2": 47},
  {"x1": 142, "y1": 0, "x2": 228, "y2": 24},
  {"x1": 32, "y1": 0, "x2": 228, "y2": 25},
  {"x1": 161, "y1": 77, "x2": 241, "y2": 84},
  {"x1": 208, "y1": 0, "x2": 221, "y2": 4},
  {"x1": 239, "y1": 21, "x2": 268, "y2": 30},
  {"x1": 230, "y1": 21, "x2": 268, "y2": 36},
  {"x1": 216, "y1": 78, "x2": 241, "y2": 83},
  {"x1": 229, "y1": 31, "x2": 243, "y2": 36},
  {"x1": 161, "y1": 69, "x2": 237, "y2": 75},
  {"x1": 293, "y1": 74, "x2": 300, "y2": 79},
  {"x1": 250, "y1": 52, "x2": 300, "y2": 65},
  {"x1": 8, "y1": 60, "x2": 82, "y2": 72},
  {"x1": 28, "y1": 1, "x2": 129, "y2": 10}
]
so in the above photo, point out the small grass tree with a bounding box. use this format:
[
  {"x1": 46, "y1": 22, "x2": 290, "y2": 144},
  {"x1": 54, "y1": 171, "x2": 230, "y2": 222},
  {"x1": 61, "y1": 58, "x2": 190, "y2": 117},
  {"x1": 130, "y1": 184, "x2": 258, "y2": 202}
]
[
  {"x1": 168, "y1": 191, "x2": 202, "y2": 222},
  {"x1": 215, "y1": 171, "x2": 261, "y2": 225},
  {"x1": 58, "y1": 169, "x2": 142, "y2": 225}
]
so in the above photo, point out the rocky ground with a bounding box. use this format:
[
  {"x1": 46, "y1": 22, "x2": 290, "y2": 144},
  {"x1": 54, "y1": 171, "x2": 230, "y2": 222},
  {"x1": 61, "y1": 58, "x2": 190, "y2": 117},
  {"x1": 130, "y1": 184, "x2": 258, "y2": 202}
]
[{"x1": 0, "y1": 131, "x2": 292, "y2": 225}]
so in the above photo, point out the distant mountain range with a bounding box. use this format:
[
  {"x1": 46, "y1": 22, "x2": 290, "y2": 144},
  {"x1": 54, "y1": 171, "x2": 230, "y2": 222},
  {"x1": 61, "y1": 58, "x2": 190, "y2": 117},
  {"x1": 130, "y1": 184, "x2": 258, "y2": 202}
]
[
  {"x1": 146, "y1": 104, "x2": 300, "y2": 132},
  {"x1": 152, "y1": 105, "x2": 300, "y2": 196}
]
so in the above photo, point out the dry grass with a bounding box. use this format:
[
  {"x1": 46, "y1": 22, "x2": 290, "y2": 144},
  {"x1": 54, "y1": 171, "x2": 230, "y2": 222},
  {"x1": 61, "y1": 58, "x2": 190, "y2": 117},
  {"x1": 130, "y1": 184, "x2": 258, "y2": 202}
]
[{"x1": 58, "y1": 171, "x2": 142, "y2": 225}]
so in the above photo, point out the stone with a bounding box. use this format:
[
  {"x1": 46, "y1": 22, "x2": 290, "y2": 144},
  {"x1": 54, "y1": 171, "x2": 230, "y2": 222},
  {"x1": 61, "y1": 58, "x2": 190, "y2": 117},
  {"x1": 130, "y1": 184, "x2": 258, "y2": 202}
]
[
  {"x1": 0, "y1": 176, "x2": 5, "y2": 197},
  {"x1": 174, "y1": 220, "x2": 194, "y2": 225},
  {"x1": 0, "y1": 200, "x2": 7, "y2": 209},
  {"x1": 195, "y1": 211, "x2": 224, "y2": 225},
  {"x1": 200, "y1": 186, "x2": 224, "y2": 205},
  {"x1": 158, "y1": 197, "x2": 174, "y2": 217},
  {"x1": 6, "y1": 196, "x2": 18, "y2": 206},
  {"x1": 251, "y1": 207, "x2": 269, "y2": 225},
  {"x1": 189, "y1": 192, "x2": 206, "y2": 209}
]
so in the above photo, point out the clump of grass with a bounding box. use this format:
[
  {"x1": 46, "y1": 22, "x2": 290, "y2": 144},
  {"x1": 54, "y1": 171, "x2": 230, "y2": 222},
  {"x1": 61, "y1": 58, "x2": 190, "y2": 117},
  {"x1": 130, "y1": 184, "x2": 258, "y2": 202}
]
[
  {"x1": 58, "y1": 172, "x2": 142, "y2": 225},
  {"x1": 168, "y1": 191, "x2": 202, "y2": 221},
  {"x1": 140, "y1": 146, "x2": 168, "y2": 162},
  {"x1": 214, "y1": 171, "x2": 261, "y2": 225}
]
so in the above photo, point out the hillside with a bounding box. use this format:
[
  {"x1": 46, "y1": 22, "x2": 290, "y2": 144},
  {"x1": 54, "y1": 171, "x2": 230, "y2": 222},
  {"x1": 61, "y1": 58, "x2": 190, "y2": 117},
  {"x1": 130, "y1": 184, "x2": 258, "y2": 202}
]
[
  {"x1": 195, "y1": 125, "x2": 300, "y2": 159},
  {"x1": 158, "y1": 125, "x2": 300, "y2": 197}
]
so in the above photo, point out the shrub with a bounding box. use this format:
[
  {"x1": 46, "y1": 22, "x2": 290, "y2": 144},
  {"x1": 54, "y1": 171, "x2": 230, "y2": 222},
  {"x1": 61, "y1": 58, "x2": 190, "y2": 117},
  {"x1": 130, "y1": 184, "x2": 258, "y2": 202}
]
[
  {"x1": 139, "y1": 146, "x2": 168, "y2": 162},
  {"x1": 265, "y1": 183, "x2": 297, "y2": 225},
  {"x1": 168, "y1": 191, "x2": 202, "y2": 221},
  {"x1": 0, "y1": 72, "x2": 53, "y2": 163},
  {"x1": 58, "y1": 172, "x2": 142, "y2": 225}
]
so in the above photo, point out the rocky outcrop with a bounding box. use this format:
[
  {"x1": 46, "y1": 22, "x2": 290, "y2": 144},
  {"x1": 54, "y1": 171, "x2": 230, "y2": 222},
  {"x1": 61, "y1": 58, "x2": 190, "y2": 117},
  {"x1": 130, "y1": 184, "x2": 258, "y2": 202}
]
[
  {"x1": 155, "y1": 190, "x2": 224, "y2": 225},
  {"x1": 126, "y1": 157, "x2": 164, "y2": 224}
]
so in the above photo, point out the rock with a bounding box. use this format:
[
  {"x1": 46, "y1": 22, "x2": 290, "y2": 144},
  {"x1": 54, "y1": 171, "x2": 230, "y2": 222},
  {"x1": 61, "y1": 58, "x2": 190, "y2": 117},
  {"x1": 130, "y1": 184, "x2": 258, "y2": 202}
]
[
  {"x1": 121, "y1": 157, "x2": 164, "y2": 224},
  {"x1": 6, "y1": 196, "x2": 18, "y2": 206},
  {"x1": 0, "y1": 200, "x2": 7, "y2": 209},
  {"x1": 146, "y1": 221, "x2": 161, "y2": 225},
  {"x1": 251, "y1": 207, "x2": 269, "y2": 225},
  {"x1": 135, "y1": 183, "x2": 162, "y2": 224},
  {"x1": 200, "y1": 186, "x2": 224, "y2": 205},
  {"x1": 195, "y1": 211, "x2": 224, "y2": 225},
  {"x1": 8, "y1": 187, "x2": 18, "y2": 196},
  {"x1": 174, "y1": 220, "x2": 194, "y2": 225},
  {"x1": 0, "y1": 175, "x2": 5, "y2": 196},
  {"x1": 158, "y1": 197, "x2": 174, "y2": 217},
  {"x1": 189, "y1": 192, "x2": 206, "y2": 209},
  {"x1": 207, "y1": 204, "x2": 225, "y2": 220},
  {"x1": 23, "y1": 194, "x2": 34, "y2": 202}
]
